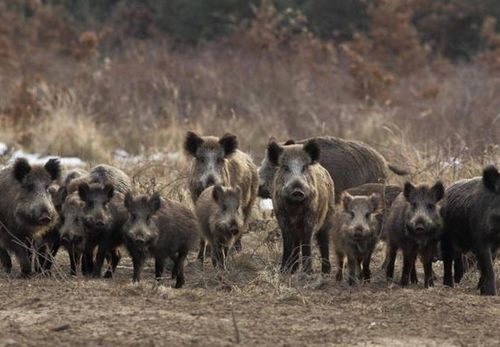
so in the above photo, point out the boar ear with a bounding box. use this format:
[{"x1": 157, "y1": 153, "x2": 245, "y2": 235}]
[
  {"x1": 13, "y1": 158, "x2": 31, "y2": 182},
  {"x1": 267, "y1": 141, "x2": 283, "y2": 166},
  {"x1": 284, "y1": 139, "x2": 295, "y2": 145},
  {"x1": 431, "y1": 181, "x2": 445, "y2": 202},
  {"x1": 103, "y1": 183, "x2": 114, "y2": 201},
  {"x1": 212, "y1": 185, "x2": 224, "y2": 203},
  {"x1": 342, "y1": 192, "x2": 353, "y2": 211},
  {"x1": 219, "y1": 133, "x2": 238, "y2": 157},
  {"x1": 44, "y1": 158, "x2": 61, "y2": 181},
  {"x1": 124, "y1": 191, "x2": 133, "y2": 210},
  {"x1": 303, "y1": 140, "x2": 320, "y2": 163},
  {"x1": 184, "y1": 131, "x2": 204, "y2": 157},
  {"x1": 483, "y1": 165, "x2": 500, "y2": 193},
  {"x1": 78, "y1": 182, "x2": 90, "y2": 202},
  {"x1": 370, "y1": 193, "x2": 382, "y2": 212},
  {"x1": 403, "y1": 182, "x2": 415, "y2": 201},
  {"x1": 149, "y1": 192, "x2": 162, "y2": 213},
  {"x1": 57, "y1": 186, "x2": 68, "y2": 205}
]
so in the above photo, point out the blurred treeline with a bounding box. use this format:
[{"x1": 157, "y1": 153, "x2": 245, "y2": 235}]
[{"x1": 9, "y1": 0, "x2": 500, "y2": 60}]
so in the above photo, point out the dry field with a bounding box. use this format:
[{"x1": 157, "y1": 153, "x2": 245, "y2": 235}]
[{"x1": 1, "y1": 212, "x2": 500, "y2": 347}]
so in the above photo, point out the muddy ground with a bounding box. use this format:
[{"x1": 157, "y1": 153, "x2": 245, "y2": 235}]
[{"x1": 0, "y1": 227, "x2": 499, "y2": 347}]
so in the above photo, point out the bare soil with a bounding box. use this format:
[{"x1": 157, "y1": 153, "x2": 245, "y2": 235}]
[{"x1": 0, "y1": 228, "x2": 499, "y2": 347}]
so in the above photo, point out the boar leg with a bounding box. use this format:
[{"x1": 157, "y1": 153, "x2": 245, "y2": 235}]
[
  {"x1": 280, "y1": 229, "x2": 292, "y2": 273},
  {"x1": 233, "y1": 238, "x2": 242, "y2": 253},
  {"x1": 335, "y1": 251, "x2": 344, "y2": 282},
  {"x1": 172, "y1": 251, "x2": 187, "y2": 289},
  {"x1": 441, "y1": 236, "x2": 454, "y2": 287},
  {"x1": 422, "y1": 247, "x2": 435, "y2": 288},
  {"x1": 401, "y1": 250, "x2": 416, "y2": 287},
  {"x1": 475, "y1": 246, "x2": 496, "y2": 296},
  {"x1": 362, "y1": 250, "x2": 373, "y2": 283},
  {"x1": 82, "y1": 242, "x2": 95, "y2": 276},
  {"x1": 13, "y1": 245, "x2": 31, "y2": 278},
  {"x1": 129, "y1": 249, "x2": 145, "y2": 283},
  {"x1": 301, "y1": 229, "x2": 314, "y2": 274},
  {"x1": 410, "y1": 256, "x2": 418, "y2": 284},
  {"x1": 316, "y1": 225, "x2": 331, "y2": 274},
  {"x1": 385, "y1": 244, "x2": 397, "y2": 281},
  {"x1": 155, "y1": 255, "x2": 166, "y2": 281},
  {"x1": 104, "y1": 249, "x2": 121, "y2": 278},
  {"x1": 0, "y1": 248, "x2": 12, "y2": 274},
  {"x1": 67, "y1": 246, "x2": 80, "y2": 276},
  {"x1": 197, "y1": 239, "x2": 206, "y2": 264},
  {"x1": 211, "y1": 246, "x2": 226, "y2": 270},
  {"x1": 453, "y1": 253, "x2": 464, "y2": 284},
  {"x1": 92, "y1": 243, "x2": 109, "y2": 278},
  {"x1": 347, "y1": 257, "x2": 360, "y2": 286}
]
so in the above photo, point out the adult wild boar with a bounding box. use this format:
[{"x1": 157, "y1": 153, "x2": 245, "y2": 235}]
[
  {"x1": 0, "y1": 158, "x2": 61, "y2": 276},
  {"x1": 258, "y1": 136, "x2": 408, "y2": 202},
  {"x1": 333, "y1": 192, "x2": 382, "y2": 285},
  {"x1": 267, "y1": 139, "x2": 334, "y2": 273},
  {"x1": 195, "y1": 185, "x2": 244, "y2": 269},
  {"x1": 123, "y1": 193, "x2": 199, "y2": 288},
  {"x1": 441, "y1": 165, "x2": 500, "y2": 295},
  {"x1": 184, "y1": 131, "x2": 258, "y2": 252},
  {"x1": 384, "y1": 181, "x2": 445, "y2": 288}
]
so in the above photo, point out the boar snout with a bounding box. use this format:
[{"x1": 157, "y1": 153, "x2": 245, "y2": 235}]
[
  {"x1": 37, "y1": 210, "x2": 52, "y2": 225},
  {"x1": 285, "y1": 181, "x2": 309, "y2": 202}
]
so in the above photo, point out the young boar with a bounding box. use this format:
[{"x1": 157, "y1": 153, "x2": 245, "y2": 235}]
[
  {"x1": 384, "y1": 181, "x2": 445, "y2": 288},
  {"x1": 195, "y1": 185, "x2": 244, "y2": 269},
  {"x1": 267, "y1": 139, "x2": 335, "y2": 273},
  {"x1": 0, "y1": 158, "x2": 61, "y2": 276},
  {"x1": 441, "y1": 165, "x2": 500, "y2": 295},
  {"x1": 258, "y1": 136, "x2": 408, "y2": 202},
  {"x1": 333, "y1": 192, "x2": 382, "y2": 285},
  {"x1": 78, "y1": 181, "x2": 128, "y2": 278},
  {"x1": 184, "y1": 132, "x2": 258, "y2": 253},
  {"x1": 58, "y1": 192, "x2": 86, "y2": 276},
  {"x1": 123, "y1": 193, "x2": 199, "y2": 288}
]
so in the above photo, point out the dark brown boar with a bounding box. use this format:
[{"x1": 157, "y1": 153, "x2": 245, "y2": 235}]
[
  {"x1": 333, "y1": 192, "x2": 382, "y2": 285},
  {"x1": 78, "y1": 181, "x2": 128, "y2": 278},
  {"x1": 267, "y1": 139, "x2": 335, "y2": 273},
  {"x1": 441, "y1": 165, "x2": 500, "y2": 295},
  {"x1": 195, "y1": 185, "x2": 244, "y2": 269},
  {"x1": 184, "y1": 131, "x2": 258, "y2": 253},
  {"x1": 58, "y1": 192, "x2": 86, "y2": 276},
  {"x1": 123, "y1": 192, "x2": 200, "y2": 288},
  {"x1": 0, "y1": 158, "x2": 61, "y2": 276},
  {"x1": 384, "y1": 181, "x2": 445, "y2": 288},
  {"x1": 258, "y1": 136, "x2": 408, "y2": 202}
]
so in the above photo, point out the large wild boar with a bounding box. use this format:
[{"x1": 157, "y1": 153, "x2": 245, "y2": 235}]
[
  {"x1": 195, "y1": 185, "x2": 244, "y2": 269},
  {"x1": 267, "y1": 139, "x2": 335, "y2": 273},
  {"x1": 184, "y1": 131, "x2": 258, "y2": 252},
  {"x1": 384, "y1": 181, "x2": 445, "y2": 288},
  {"x1": 123, "y1": 192, "x2": 199, "y2": 288},
  {"x1": 0, "y1": 158, "x2": 61, "y2": 276},
  {"x1": 333, "y1": 192, "x2": 382, "y2": 285},
  {"x1": 258, "y1": 136, "x2": 408, "y2": 202},
  {"x1": 441, "y1": 165, "x2": 500, "y2": 295}
]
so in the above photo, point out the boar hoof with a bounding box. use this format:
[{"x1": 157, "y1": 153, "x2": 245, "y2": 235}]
[{"x1": 103, "y1": 270, "x2": 113, "y2": 278}]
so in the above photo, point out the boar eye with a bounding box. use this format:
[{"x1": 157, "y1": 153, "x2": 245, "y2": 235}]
[
  {"x1": 349, "y1": 211, "x2": 355, "y2": 219},
  {"x1": 198, "y1": 157, "x2": 205, "y2": 164},
  {"x1": 365, "y1": 213, "x2": 371, "y2": 219},
  {"x1": 426, "y1": 203, "x2": 434, "y2": 211},
  {"x1": 27, "y1": 184, "x2": 35, "y2": 191},
  {"x1": 45, "y1": 185, "x2": 50, "y2": 192},
  {"x1": 301, "y1": 165, "x2": 307, "y2": 173},
  {"x1": 283, "y1": 165, "x2": 290, "y2": 172},
  {"x1": 217, "y1": 157, "x2": 224, "y2": 164}
]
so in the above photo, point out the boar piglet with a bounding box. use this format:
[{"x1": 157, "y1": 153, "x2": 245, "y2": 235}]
[
  {"x1": 441, "y1": 165, "x2": 500, "y2": 295},
  {"x1": 267, "y1": 139, "x2": 335, "y2": 273},
  {"x1": 385, "y1": 181, "x2": 445, "y2": 288},
  {"x1": 78, "y1": 182, "x2": 127, "y2": 278},
  {"x1": 333, "y1": 192, "x2": 382, "y2": 285},
  {"x1": 195, "y1": 185, "x2": 244, "y2": 269},
  {"x1": 123, "y1": 193, "x2": 199, "y2": 288},
  {"x1": 0, "y1": 157, "x2": 61, "y2": 276}
]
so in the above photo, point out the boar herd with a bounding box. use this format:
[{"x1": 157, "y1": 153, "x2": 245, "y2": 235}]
[{"x1": 0, "y1": 132, "x2": 499, "y2": 296}]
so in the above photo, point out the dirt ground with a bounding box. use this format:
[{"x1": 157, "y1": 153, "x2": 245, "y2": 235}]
[{"x1": 0, "y1": 227, "x2": 499, "y2": 347}]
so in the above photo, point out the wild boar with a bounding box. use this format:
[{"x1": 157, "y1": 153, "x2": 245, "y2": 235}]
[
  {"x1": 267, "y1": 139, "x2": 335, "y2": 273},
  {"x1": 441, "y1": 165, "x2": 500, "y2": 295},
  {"x1": 0, "y1": 158, "x2": 61, "y2": 276},
  {"x1": 258, "y1": 136, "x2": 408, "y2": 202},
  {"x1": 384, "y1": 181, "x2": 445, "y2": 288},
  {"x1": 333, "y1": 192, "x2": 382, "y2": 285},
  {"x1": 123, "y1": 192, "x2": 199, "y2": 288},
  {"x1": 195, "y1": 185, "x2": 244, "y2": 269}
]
